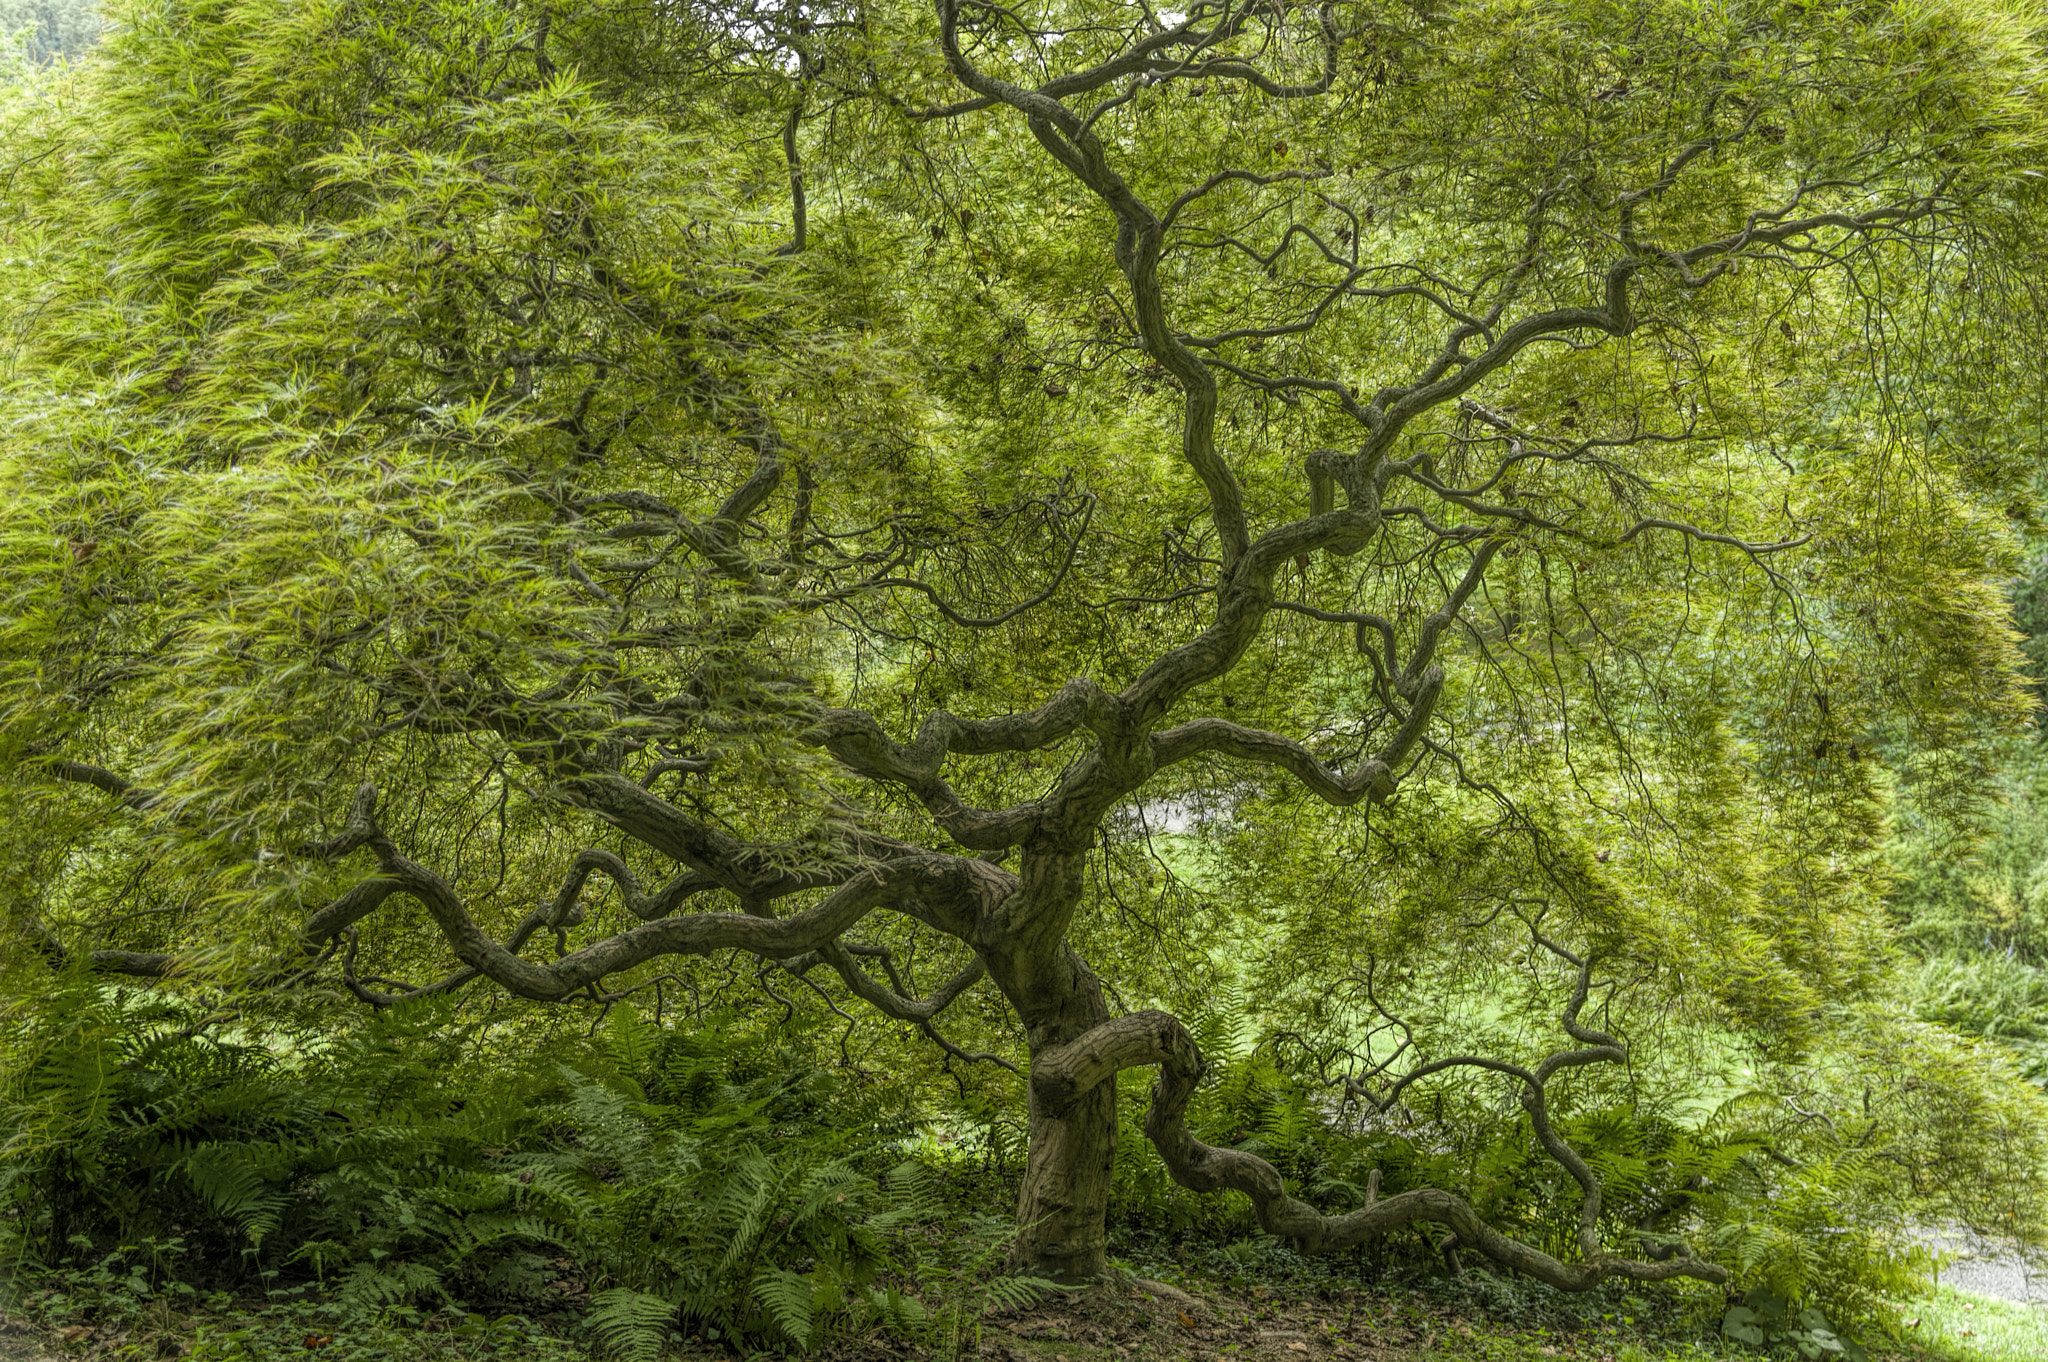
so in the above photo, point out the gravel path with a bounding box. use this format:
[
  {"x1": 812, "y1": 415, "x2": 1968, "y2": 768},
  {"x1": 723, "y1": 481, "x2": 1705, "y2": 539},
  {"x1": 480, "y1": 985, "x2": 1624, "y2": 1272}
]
[{"x1": 1922, "y1": 1228, "x2": 2048, "y2": 1306}]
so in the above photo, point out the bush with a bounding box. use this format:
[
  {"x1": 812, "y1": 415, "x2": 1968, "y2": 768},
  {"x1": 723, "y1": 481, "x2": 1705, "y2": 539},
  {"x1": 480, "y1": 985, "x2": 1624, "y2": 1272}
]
[{"x1": 1903, "y1": 953, "x2": 2048, "y2": 1085}]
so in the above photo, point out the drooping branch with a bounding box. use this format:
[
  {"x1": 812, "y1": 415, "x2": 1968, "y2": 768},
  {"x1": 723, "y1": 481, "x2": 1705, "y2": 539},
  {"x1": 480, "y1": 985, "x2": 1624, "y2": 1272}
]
[
  {"x1": 1031, "y1": 1000, "x2": 1727, "y2": 1289},
  {"x1": 299, "y1": 875, "x2": 408, "y2": 949},
  {"x1": 541, "y1": 849, "x2": 724, "y2": 924},
  {"x1": 771, "y1": 46, "x2": 813, "y2": 259},
  {"x1": 558, "y1": 773, "x2": 916, "y2": 902},
  {"x1": 1144, "y1": 528, "x2": 1500, "y2": 802},
  {"x1": 45, "y1": 760, "x2": 161, "y2": 814},
  {"x1": 1360, "y1": 192, "x2": 1950, "y2": 465},
  {"x1": 805, "y1": 678, "x2": 1123, "y2": 847},
  {"x1": 1402, "y1": 538, "x2": 1503, "y2": 695},
  {"x1": 49, "y1": 944, "x2": 181, "y2": 979},
  {"x1": 39, "y1": 761, "x2": 1011, "y2": 1004},
  {"x1": 1356, "y1": 943, "x2": 1636, "y2": 1265},
  {"x1": 779, "y1": 939, "x2": 1015, "y2": 1073},
  {"x1": 807, "y1": 493, "x2": 1401, "y2": 852},
  {"x1": 867, "y1": 492, "x2": 1098, "y2": 628}
]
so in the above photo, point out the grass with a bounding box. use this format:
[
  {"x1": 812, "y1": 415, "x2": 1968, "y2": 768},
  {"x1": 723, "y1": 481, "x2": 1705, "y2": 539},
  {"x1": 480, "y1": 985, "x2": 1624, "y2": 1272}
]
[
  {"x1": 1903, "y1": 1286, "x2": 2048, "y2": 1362},
  {"x1": 1407, "y1": 1286, "x2": 2048, "y2": 1362}
]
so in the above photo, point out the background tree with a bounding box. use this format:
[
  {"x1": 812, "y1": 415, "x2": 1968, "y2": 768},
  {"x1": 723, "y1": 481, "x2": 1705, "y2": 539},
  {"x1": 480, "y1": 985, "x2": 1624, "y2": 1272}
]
[
  {"x1": 3, "y1": 0, "x2": 2046, "y2": 1288},
  {"x1": 0, "y1": 0, "x2": 97, "y2": 64}
]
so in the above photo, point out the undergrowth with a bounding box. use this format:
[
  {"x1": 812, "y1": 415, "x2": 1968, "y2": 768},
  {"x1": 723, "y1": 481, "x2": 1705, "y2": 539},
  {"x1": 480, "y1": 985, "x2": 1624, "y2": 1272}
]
[
  {"x1": 0, "y1": 982, "x2": 978, "y2": 1357},
  {"x1": 2, "y1": 977, "x2": 2033, "y2": 1361}
]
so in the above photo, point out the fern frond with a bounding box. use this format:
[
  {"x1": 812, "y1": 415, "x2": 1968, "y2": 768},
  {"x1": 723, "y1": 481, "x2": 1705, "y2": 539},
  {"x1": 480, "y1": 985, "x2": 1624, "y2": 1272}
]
[
  {"x1": 587, "y1": 1286, "x2": 676, "y2": 1362},
  {"x1": 752, "y1": 1267, "x2": 817, "y2": 1346}
]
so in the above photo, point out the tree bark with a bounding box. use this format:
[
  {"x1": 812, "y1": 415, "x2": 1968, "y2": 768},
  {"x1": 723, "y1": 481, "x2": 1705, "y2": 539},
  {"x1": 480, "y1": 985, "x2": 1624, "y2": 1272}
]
[
  {"x1": 1014, "y1": 1070, "x2": 1118, "y2": 1282},
  {"x1": 978, "y1": 848, "x2": 1121, "y2": 1282}
]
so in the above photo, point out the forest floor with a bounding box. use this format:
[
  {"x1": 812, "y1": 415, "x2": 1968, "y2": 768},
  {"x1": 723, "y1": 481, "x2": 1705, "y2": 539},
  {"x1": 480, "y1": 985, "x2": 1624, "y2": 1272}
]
[
  {"x1": 2, "y1": 1266, "x2": 2045, "y2": 1362},
  {"x1": 0, "y1": 1278, "x2": 2039, "y2": 1359},
  {"x1": 945, "y1": 1274, "x2": 2045, "y2": 1362}
]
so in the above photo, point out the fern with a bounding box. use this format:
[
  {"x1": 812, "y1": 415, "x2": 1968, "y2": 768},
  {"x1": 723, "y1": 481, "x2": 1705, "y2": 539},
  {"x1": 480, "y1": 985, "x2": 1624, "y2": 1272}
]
[
  {"x1": 1, "y1": 987, "x2": 938, "y2": 1354},
  {"x1": 178, "y1": 1145, "x2": 289, "y2": 1246},
  {"x1": 753, "y1": 1267, "x2": 819, "y2": 1347},
  {"x1": 979, "y1": 1275, "x2": 1063, "y2": 1313},
  {"x1": 868, "y1": 1283, "x2": 930, "y2": 1334},
  {"x1": 866, "y1": 1161, "x2": 942, "y2": 1230},
  {"x1": 339, "y1": 1258, "x2": 447, "y2": 1309},
  {"x1": 599, "y1": 1004, "x2": 661, "y2": 1078},
  {"x1": 587, "y1": 1286, "x2": 677, "y2": 1362}
]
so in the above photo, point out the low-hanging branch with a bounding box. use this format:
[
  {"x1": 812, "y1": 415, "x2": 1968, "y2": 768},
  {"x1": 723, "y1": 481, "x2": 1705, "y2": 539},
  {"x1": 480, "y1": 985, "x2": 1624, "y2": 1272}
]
[{"x1": 1029, "y1": 955, "x2": 1729, "y2": 1288}]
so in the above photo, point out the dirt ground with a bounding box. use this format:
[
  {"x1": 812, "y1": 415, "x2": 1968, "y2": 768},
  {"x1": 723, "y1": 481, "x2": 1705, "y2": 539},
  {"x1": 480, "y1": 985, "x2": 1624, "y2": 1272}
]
[
  {"x1": 0, "y1": 1315, "x2": 56, "y2": 1362},
  {"x1": 0, "y1": 1278, "x2": 1639, "y2": 1362},
  {"x1": 848, "y1": 1276, "x2": 1545, "y2": 1362}
]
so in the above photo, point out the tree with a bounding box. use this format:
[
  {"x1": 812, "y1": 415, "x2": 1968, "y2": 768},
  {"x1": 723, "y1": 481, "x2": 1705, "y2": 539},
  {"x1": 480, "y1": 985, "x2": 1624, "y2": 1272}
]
[
  {"x1": 0, "y1": 0, "x2": 98, "y2": 65},
  {"x1": 3, "y1": 0, "x2": 2044, "y2": 1286}
]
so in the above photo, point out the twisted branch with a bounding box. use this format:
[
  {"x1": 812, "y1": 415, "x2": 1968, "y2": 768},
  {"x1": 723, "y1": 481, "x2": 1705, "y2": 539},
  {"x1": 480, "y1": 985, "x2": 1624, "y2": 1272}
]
[
  {"x1": 1029, "y1": 956, "x2": 1728, "y2": 1289},
  {"x1": 1043, "y1": 1014, "x2": 1727, "y2": 1285}
]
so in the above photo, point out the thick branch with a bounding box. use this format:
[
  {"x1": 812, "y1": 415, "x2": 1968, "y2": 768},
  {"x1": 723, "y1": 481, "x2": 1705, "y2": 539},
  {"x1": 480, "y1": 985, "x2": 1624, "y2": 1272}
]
[
  {"x1": 558, "y1": 773, "x2": 887, "y2": 899},
  {"x1": 297, "y1": 785, "x2": 1007, "y2": 1002},
  {"x1": 1032, "y1": 1010, "x2": 1726, "y2": 1288},
  {"x1": 46, "y1": 760, "x2": 160, "y2": 813},
  {"x1": 936, "y1": 0, "x2": 1248, "y2": 565}
]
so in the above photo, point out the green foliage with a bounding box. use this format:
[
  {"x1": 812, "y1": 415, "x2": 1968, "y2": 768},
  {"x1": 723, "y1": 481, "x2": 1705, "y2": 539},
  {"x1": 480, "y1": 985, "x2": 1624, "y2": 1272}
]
[
  {"x1": 1721, "y1": 1287, "x2": 1867, "y2": 1362},
  {"x1": 1, "y1": 0, "x2": 2047, "y2": 1331},
  {"x1": 1902, "y1": 954, "x2": 2048, "y2": 1084},
  {"x1": 1886, "y1": 726, "x2": 2048, "y2": 1113},
  {"x1": 1698, "y1": 1146, "x2": 1935, "y2": 1332},
  {"x1": 892, "y1": 1208, "x2": 1065, "y2": 1362},
  {"x1": 0, "y1": 985, "x2": 932, "y2": 1354},
  {"x1": 586, "y1": 1288, "x2": 679, "y2": 1362},
  {"x1": 1082, "y1": 980, "x2": 2048, "y2": 1331},
  {"x1": 1686, "y1": 1013, "x2": 2048, "y2": 1328},
  {"x1": 1885, "y1": 589, "x2": 2048, "y2": 1084},
  {"x1": 1891, "y1": 748, "x2": 2048, "y2": 966},
  {"x1": 0, "y1": 0, "x2": 900, "y2": 975}
]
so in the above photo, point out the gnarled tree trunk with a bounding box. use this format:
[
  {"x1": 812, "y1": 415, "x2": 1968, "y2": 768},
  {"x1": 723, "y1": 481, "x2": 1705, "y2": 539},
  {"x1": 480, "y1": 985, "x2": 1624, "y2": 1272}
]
[
  {"x1": 981, "y1": 860, "x2": 1121, "y2": 1283},
  {"x1": 1014, "y1": 1072, "x2": 1118, "y2": 1282}
]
